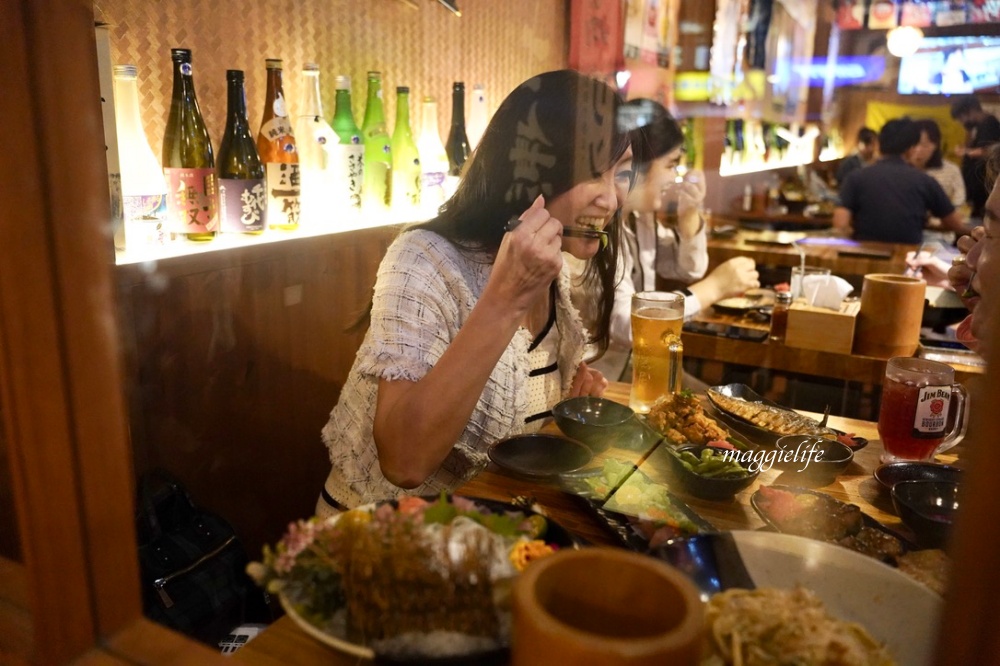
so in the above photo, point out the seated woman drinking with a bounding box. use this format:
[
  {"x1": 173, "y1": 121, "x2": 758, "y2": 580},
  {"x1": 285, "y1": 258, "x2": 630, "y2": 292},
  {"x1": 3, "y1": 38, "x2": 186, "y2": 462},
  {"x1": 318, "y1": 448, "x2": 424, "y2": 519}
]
[{"x1": 316, "y1": 70, "x2": 633, "y2": 513}]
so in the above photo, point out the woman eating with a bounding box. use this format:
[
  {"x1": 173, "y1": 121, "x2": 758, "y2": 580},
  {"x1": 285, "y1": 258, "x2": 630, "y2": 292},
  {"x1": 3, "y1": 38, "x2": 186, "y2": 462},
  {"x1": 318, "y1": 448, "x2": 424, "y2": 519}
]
[{"x1": 316, "y1": 70, "x2": 633, "y2": 513}]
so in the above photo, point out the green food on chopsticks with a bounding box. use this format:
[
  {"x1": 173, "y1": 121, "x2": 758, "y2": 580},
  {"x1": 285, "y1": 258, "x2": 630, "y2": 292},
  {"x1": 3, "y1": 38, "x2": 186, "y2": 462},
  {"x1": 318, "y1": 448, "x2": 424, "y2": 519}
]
[{"x1": 676, "y1": 448, "x2": 749, "y2": 479}]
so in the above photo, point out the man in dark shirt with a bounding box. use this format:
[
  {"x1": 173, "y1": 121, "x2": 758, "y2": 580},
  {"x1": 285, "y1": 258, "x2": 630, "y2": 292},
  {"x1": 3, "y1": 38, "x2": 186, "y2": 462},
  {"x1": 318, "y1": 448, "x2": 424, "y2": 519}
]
[
  {"x1": 834, "y1": 118, "x2": 966, "y2": 244},
  {"x1": 951, "y1": 95, "x2": 1000, "y2": 221}
]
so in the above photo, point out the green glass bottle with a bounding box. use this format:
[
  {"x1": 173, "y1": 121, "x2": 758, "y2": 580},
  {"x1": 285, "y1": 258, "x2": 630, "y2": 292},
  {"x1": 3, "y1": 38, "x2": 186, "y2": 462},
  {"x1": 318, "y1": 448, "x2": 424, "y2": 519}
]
[
  {"x1": 390, "y1": 86, "x2": 421, "y2": 212},
  {"x1": 361, "y1": 71, "x2": 391, "y2": 212},
  {"x1": 331, "y1": 75, "x2": 364, "y2": 210},
  {"x1": 445, "y1": 81, "x2": 470, "y2": 177},
  {"x1": 217, "y1": 69, "x2": 265, "y2": 234},
  {"x1": 162, "y1": 48, "x2": 218, "y2": 241}
]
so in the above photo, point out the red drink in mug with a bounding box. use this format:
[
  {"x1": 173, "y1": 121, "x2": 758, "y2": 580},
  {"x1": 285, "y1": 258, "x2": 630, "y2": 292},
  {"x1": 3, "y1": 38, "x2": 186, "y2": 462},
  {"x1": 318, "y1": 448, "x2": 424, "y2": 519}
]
[{"x1": 877, "y1": 357, "x2": 969, "y2": 463}]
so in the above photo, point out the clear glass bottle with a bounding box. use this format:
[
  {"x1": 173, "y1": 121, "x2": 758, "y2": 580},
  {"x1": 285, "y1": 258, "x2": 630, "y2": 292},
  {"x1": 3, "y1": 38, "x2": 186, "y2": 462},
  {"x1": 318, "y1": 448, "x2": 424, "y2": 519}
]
[
  {"x1": 218, "y1": 69, "x2": 266, "y2": 234},
  {"x1": 466, "y1": 83, "x2": 488, "y2": 151},
  {"x1": 112, "y1": 64, "x2": 168, "y2": 250},
  {"x1": 417, "y1": 96, "x2": 450, "y2": 211},
  {"x1": 256, "y1": 58, "x2": 301, "y2": 231},
  {"x1": 296, "y1": 63, "x2": 338, "y2": 225},
  {"x1": 162, "y1": 48, "x2": 218, "y2": 241},
  {"x1": 331, "y1": 75, "x2": 364, "y2": 211},
  {"x1": 769, "y1": 291, "x2": 793, "y2": 343},
  {"x1": 390, "y1": 86, "x2": 421, "y2": 213},
  {"x1": 361, "y1": 71, "x2": 391, "y2": 213}
]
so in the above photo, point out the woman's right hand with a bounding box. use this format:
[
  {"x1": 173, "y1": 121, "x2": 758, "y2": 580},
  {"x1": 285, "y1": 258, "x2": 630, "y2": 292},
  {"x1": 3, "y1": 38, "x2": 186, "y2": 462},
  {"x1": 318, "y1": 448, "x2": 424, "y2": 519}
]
[
  {"x1": 704, "y1": 257, "x2": 759, "y2": 302},
  {"x1": 950, "y1": 226, "x2": 985, "y2": 308},
  {"x1": 488, "y1": 194, "x2": 565, "y2": 312}
]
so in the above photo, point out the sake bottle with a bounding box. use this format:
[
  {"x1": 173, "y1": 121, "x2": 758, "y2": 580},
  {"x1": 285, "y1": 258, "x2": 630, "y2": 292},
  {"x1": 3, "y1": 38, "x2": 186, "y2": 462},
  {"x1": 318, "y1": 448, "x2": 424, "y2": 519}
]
[
  {"x1": 331, "y1": 75, "x2": 364, "y2": 211},
  {"x1": 256, "y1": 58, "x2": 301, "y2": 231},
  {"x1": 361, "y1": 71, "x2": 391, "y2": 213},
  {"x1": 112, "y1": 64, "x2": 168, "y2": 250},
  {"x1": 296, "y1": 63, "x2": 338, "y2": 225},
  {"x1": 390, "y1": 86, "x2": 421, "y2": 213},
  {"x1": 466, "y1": 83, "x2": 488, "y2": 151},
  {"x1": 162, "y1": 48, "x2": 218, "y2": 241},
  {"x1": 445, "y1": 81, "x2": 471, "y2": 177},
  {"x1": 417, "y1": 96, "x2": 450, "y2": 211},
  {"x1": 217, "y1": 70, "x2": 266, "y2": 234}
]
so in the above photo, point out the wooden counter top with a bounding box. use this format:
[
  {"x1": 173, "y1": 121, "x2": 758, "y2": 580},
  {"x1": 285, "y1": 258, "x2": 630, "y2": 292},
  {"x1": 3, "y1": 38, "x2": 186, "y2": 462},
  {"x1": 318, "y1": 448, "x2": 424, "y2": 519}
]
[
  {"x1": 237, "y1": 381, "x2": 955, "y2": 665},
  {"x1": 706, "y1": 229, "x2": 916, "y2": 277}
]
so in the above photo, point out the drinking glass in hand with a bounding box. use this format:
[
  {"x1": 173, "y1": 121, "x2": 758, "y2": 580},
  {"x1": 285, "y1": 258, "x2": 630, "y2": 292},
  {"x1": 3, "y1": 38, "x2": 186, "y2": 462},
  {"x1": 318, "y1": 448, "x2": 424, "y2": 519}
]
[
  {"x1": 629, "y1": 292, "x2": 684, "y2": 414},
  {"x1": 877, "y1": 357, "x2": 969, "y2": 463}
]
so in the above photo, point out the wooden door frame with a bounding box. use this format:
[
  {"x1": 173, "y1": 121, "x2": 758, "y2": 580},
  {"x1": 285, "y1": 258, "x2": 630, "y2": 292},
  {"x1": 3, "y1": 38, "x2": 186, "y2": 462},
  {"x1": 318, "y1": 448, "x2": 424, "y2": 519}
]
[{"x1": 0, "y1": 1, "x2": 226, "y2": 662}]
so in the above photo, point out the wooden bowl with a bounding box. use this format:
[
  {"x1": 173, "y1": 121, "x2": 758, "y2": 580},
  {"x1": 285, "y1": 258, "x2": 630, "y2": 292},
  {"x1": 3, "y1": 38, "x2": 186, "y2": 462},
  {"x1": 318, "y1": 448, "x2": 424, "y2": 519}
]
[{"x1": 511, "y1": 548, "x2": 703, "y2": 665}]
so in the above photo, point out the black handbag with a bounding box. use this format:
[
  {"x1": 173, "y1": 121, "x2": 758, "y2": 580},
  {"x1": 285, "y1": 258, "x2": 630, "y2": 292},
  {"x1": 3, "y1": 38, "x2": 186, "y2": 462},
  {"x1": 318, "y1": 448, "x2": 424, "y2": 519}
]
[{"x1": 135, "y1": 471, "x2": 267, "y2": 646}]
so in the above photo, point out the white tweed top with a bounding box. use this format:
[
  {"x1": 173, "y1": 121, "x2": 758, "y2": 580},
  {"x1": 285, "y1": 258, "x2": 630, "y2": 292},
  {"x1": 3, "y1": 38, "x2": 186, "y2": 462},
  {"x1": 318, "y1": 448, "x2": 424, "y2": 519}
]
[{"x1": 320, "y1": 229, "x2": 588, "y2": 509}]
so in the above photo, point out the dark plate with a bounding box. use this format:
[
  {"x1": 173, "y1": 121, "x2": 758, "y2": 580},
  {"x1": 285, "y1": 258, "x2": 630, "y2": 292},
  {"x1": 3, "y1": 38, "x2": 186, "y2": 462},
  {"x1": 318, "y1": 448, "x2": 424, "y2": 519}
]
[
  {"x1": 874, "y1": 462, "x2": 964, "y2": 491},
  {"x1": 560, "y1": 462, "x2": 715, "y2": 551},
  {"x1": 487, "y1": 433, "x2": 593, "y2": 479},
  {"x1": 750, "y1": 485, "x2": 915, "y2": 558},
  {"x1": 707, "y1": 383, "x2": 868, "y2": 451}
]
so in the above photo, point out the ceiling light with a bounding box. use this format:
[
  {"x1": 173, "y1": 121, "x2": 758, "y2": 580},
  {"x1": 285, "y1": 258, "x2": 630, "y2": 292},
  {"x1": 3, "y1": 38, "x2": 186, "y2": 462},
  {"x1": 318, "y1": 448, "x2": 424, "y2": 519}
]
[{"x1": 886, "y1": 26, "x2": 924, "y2": 58}]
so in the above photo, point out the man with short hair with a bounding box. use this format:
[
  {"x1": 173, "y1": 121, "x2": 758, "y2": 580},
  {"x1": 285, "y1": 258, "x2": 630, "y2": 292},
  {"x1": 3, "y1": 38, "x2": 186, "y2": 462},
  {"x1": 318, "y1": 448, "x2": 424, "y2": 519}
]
[
  {"x1": 951, "y1": 94, "x2": 1000, "y2": 222},
  {"x1": 834, "y1": 118, "x2": 967, "y2": 244},
  {"x1": 835, "y1": 126, "x2": 878, "y2": 187}
]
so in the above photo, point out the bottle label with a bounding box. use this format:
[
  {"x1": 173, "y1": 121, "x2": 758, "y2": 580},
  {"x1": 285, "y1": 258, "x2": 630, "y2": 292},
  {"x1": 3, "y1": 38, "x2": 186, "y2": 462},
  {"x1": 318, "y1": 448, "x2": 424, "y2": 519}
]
[
  {"x1": 331, "y1": 143, "x2": 364, "y2": 209},
  {"x1": 164, "y1": 167, "x2": 219, "y2": 234},
  {"x1": 219, "y1": 178, "x2": 266, "y2": 232},
  {"x1": 912, "y1": 385, "x2": 951, "y2": 438},
  {"x1": 421, "y1": 171, "x2": 447, "y2": 203},
  {"x1": 265, "y1": 163, "x2": 301, "y2": 229},
  {"x1": 123, "y1": 193, "x2": 168, "y2": 248},
  {"x1": 260, "y1": 117, "x2": 295, "y2": 144}
]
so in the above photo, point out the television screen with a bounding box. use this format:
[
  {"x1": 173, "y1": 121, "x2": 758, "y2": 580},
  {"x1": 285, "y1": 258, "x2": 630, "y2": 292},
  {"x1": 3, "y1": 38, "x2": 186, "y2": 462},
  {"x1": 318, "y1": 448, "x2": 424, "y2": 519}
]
[{"x1": 897, "y1": 36, "x2": 1000, "y2": 95}]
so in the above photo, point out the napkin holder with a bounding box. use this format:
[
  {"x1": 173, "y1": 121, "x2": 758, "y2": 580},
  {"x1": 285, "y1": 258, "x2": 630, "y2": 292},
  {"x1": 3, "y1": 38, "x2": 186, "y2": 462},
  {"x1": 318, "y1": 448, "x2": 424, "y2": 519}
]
[{"x1": 785, "y1": 300, "x2": 861, "y2": 355}]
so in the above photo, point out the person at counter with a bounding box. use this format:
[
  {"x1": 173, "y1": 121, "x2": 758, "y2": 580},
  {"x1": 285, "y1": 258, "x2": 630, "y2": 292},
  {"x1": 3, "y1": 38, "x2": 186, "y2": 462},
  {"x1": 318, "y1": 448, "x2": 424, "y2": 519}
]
[
  {"x1": 577, "y1": 99, "x2": 758, "y2": 381},
  {"x1": 834, "y1": 118, "x2": 966, "y2": 244},
  {"x1": 951, "y1": 94, "x2": 1000, "y2": 224},
  {"x1": 911, "y1": 118, "x2": 967, "y2": 244},
  {"x1": 315, "y1": 70, "x2": 633, "y2": 513},
  {"x1": 835, "y1": 126, "x2": 877, "y2": 188}
]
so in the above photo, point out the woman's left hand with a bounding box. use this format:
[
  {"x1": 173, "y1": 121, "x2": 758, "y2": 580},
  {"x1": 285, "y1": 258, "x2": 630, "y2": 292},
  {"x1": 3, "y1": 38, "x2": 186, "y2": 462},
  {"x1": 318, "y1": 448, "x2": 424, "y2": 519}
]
[{"x1": 569, "y1": 362, "x2": 608, "y2": 398}]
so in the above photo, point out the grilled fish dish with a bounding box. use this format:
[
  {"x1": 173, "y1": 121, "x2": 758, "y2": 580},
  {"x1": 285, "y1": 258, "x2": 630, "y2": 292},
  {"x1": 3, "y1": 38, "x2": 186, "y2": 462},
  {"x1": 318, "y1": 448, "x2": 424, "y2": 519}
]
[{"x1": 707, "y1": 388, "x2": 838, "y2": 439}]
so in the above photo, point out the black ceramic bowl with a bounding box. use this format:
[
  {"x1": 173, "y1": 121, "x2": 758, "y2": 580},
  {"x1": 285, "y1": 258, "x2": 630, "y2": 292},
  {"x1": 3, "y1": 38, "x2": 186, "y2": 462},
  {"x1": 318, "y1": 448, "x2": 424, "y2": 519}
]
[
  {"x1": 487, "y1": 433, "x2": 593, "y2": 479},
  {"x1": 892, "y1": 480, "x2": 960, "y2": 549},
  {"x1": 666, "y1": 445, "x2": 759, "y2": 501},
  {"x1": 874, "y1": 462, "x2": 964, "y2": 491},
  {"x1": 772, "y1": 435, "x2": 853, "y2": 486},
  {"x1": 552, "y1": 397, "x2": 635, "y2": 453}
]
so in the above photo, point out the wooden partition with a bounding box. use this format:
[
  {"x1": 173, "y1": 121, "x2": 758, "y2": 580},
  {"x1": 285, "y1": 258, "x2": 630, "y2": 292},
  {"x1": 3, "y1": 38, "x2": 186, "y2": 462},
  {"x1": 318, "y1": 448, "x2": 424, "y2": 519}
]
[{"x1": 117, "y1": 225, "x2": 400, "y2": 554}]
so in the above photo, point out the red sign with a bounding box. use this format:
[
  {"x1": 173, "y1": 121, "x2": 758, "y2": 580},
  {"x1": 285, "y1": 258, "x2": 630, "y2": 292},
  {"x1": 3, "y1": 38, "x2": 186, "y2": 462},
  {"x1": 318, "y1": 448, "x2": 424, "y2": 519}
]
[{"x1": 569, "y1": 0, "x2": 625, "y2": 76}]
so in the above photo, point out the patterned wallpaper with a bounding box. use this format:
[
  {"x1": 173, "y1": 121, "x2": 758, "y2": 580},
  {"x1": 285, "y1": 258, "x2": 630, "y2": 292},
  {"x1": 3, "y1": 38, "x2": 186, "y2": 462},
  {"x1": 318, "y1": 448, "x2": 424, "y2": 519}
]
[{"x1": 93, "y1": 0, "x2": 568, "y2": 153}]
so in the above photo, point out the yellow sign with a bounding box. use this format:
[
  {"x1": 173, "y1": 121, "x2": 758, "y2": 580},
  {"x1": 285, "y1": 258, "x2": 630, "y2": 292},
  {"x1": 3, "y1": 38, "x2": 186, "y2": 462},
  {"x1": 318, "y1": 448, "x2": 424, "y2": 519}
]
[{"x1": 674, "y1": 72, "x2": 711, "y2": 102}]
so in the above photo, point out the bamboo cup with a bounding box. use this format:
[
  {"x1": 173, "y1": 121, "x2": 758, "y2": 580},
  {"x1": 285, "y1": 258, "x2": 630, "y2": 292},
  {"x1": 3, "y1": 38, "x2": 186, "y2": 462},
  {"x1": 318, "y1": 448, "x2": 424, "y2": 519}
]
[
  {"x1": 853, "y1": 274, "x2": 926, "y2": 358},
  {"x1": 510, "y1": 548, "x2": 703, "y2": 665}
]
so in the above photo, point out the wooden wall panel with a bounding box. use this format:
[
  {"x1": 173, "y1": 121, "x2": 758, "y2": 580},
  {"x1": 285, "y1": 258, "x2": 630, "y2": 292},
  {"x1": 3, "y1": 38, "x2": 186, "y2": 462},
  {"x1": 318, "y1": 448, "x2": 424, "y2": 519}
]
[{"x1": 118, "y1": 226, "x2": 400, "y2": 555}]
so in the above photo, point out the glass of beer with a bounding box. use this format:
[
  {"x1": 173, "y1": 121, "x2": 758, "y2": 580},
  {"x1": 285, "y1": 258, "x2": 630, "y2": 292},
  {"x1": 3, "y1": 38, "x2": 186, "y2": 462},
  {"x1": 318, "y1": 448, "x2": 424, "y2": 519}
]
[
  {"x1": 877, "y1": 357, "x2": 969, "y2": 463},
  {"x1": 629, "y1": 291, "x2": 684, "y2": 414}
]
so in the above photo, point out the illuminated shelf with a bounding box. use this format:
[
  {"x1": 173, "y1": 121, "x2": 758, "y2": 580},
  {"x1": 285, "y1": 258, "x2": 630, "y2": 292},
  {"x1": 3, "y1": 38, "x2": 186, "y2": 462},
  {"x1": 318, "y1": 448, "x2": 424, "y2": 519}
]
[{"x1": 114, "y1": 208, "x2": 432, "y2": 266}]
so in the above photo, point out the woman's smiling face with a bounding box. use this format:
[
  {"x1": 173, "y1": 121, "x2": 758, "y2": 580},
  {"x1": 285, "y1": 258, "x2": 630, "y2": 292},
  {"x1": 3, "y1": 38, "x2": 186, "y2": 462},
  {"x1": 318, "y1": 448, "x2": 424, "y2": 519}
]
[
  {"x1": 547, "y1": 148, "x2": 634, "y2": 260},
  {"x1": 626, "y1": 145, "x2": 683, "y2": 213}
]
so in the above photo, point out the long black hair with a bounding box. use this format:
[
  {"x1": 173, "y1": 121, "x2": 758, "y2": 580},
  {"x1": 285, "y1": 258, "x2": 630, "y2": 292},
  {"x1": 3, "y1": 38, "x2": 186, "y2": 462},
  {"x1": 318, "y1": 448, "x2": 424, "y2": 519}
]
[
  {"x1": 414, "y1": 69, "x2": 632, "y2": 353},
  {"x1": 622, "y1": 98, "x2": 684, "y2": 175}
]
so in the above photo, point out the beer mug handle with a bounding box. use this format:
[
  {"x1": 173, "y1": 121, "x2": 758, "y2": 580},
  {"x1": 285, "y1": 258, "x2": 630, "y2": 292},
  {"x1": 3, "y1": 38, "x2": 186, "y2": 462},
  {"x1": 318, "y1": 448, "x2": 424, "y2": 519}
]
[
  {"x1": 937, "y1": 383, "x2": 969, "y2": 454},
  {"x1": 667, "y1": 338, "x2": 683, "y2": 395}
]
